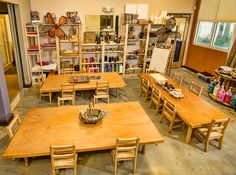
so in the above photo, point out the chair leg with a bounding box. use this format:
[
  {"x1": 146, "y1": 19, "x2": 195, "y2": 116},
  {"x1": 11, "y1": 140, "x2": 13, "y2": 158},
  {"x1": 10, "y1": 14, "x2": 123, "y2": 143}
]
[
  {"x1": 93, "y1": 96, "x2": 96, "y2": 106},
  {"x1": 155, "y1": 105, "x2": 160, "y2": 115},
  {"x1": 57, "y1": 98, "x2": 60, "y2": 107},
  {"x1": 169, "y1": 121, "x2": 174, "y2": 133},
  {"x1": 204, "y1": 140, "x2": 209, "y2": 152},
  {"x1": 133, "y1": 158, "x2": 137, "y2": 174},
  {"x1": 114, "y1": 160, "x2": 117, "y2": 175},
  {"x1": 74, "y1": 165, "x2": 77, "y2": 175},
  {"x1": 159, "y1": 113, "x2": 164, "y2": 123},
  {"x1": 107, "y1": 96, "x2": 109, "y2": 103},
  {"x1": 219, "y1": 137, "x2": 223, "y2": 150},
  {"x1": 148, "y1": 100, "x2": 152, "y2": 109},
  {"x1": 144, "y1": 92, "x2": 148, "y2": 102}
]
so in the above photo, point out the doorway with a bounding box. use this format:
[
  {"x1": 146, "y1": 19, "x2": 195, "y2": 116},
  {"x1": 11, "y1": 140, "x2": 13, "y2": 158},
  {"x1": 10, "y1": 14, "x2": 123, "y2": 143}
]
[
  {"x1": 0, "y1": 2, "x2": 22, "y2": 102},
  {"x1": 168, "y1": 13, "x2": 191, "y2": 68}
]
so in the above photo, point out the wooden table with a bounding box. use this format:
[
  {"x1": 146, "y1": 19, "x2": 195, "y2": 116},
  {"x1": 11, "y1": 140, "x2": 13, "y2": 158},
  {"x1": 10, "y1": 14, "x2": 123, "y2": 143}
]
[
  {"x1": 140, "y1": 73, "x2": 233, "y2": 144},
  {"x1": 40, "y1": 72, "x2": 126, "y2": 102},
  {"x1": 3, "y1": 102, "x2": 164, "y2": 167}
]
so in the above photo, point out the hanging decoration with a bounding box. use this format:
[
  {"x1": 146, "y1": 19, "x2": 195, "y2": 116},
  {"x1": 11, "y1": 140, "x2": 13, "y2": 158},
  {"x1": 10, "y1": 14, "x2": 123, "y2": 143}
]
[
  {"x1": 102, "y1": 7, "x2": 114, "y2": 13},
  {"x1": 47, "y1": 13, "x2": 67, "y2": 39}
]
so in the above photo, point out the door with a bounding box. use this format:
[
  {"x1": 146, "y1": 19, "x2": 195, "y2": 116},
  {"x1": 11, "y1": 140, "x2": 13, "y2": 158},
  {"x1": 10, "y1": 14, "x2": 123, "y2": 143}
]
[
  {"x1": 0, "y1": 15, "x2": 12, "y2": 69},
  {"x1": 168, "y1": 13, "x2": 191, "y2": 68}
]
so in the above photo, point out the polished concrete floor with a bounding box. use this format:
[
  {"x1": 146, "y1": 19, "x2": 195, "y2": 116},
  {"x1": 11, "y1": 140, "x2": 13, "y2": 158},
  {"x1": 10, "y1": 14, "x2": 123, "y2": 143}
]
[{"x1": 0, "y1": 68, "x2": 235, "y2": 175}]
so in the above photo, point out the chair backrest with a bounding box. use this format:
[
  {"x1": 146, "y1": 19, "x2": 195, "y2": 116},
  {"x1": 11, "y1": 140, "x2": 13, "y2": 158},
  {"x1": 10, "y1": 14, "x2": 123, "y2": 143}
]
[
  {"x1": 61, "y1": 68, "x2": 74, "y2": 74},
  {"x1": 151, "y1": 85, "x2": 161, "y2": 102},
  {"x1": 6, "y1": 113, "x2": 22, "y2": 140},
  {"x1": 61, "y1": 83, "x2": 75, "y2": 96},
  {"x1": 206, "y1": 118, "x2": 230, "y2": 140},
  {"x1": 114, "y1": 137, "x2": 140, "y2": 159},
  {"x1": 189, "y1": 81, "x2": 203, "y2": 96},
  {"x1": 141, "y1": 76, "x2": 150, "y2": 91},
  {"x1": 173, "y1": 73, "x2": 183, "y2": 86},
  {"x1": 50, "y1": 144, "x2": 76, "y2": 168},
  {"x1": 96, "y1": 81, "x2": 109, "y2": 95},
  {"x1": 163, "y1": 97, "x2": 176, "y2": 119}
]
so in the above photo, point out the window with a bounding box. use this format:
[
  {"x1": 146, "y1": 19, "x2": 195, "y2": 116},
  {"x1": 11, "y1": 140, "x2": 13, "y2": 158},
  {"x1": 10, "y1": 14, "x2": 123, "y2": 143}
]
[
  {"x1": 196, "y1": 22, "x2": 214, "y2": 45},
  {"x1": 195, "y1": 21, "x2": 235, "y2": 50},
  {"x1": 213, "y1": 22, "x2": 234, "y2": 50}
]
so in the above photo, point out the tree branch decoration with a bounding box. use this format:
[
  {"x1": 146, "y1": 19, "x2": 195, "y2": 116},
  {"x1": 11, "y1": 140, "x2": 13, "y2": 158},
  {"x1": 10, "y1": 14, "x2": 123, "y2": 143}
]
[
  {"x1": 47, "y1": 13, "x2": 67, "y2": 39},
  {"x1": 155, "y1": 17, "x2": 181, "y2": 44}
]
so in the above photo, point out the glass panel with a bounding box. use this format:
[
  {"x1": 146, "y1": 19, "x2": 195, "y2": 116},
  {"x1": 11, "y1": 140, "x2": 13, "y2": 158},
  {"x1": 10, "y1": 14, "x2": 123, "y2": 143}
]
[
  {"x1": 195, "y1": 21, "x2": 214, "y2": 45},
  {"x1": 213, "y1": 22, "x2": 234, "y2": 50}
]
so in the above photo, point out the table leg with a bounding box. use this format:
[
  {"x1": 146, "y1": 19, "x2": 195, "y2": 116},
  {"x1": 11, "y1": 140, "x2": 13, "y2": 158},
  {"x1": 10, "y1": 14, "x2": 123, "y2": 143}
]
[
  {"x1": 186, "y1": 126, "x2": 193, "y2": 144},
  {"x1": 116, "y1": 88, "x2": 119, "y2": 97},
  {"x1": 49, "y1": 92, "x2": 52, "y2": 103},
  {"x1": 24, "y1": 157, "x2": 29, "y2": 167},
  {"x1": 141, "y1": 145, "x2": 146, "y2": 154}
]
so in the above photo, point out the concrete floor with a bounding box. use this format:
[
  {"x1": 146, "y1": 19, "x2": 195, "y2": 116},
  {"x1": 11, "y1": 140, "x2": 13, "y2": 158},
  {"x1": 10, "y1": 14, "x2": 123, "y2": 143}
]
[{"x1": 0, "y1": 68, "x2": 236, "y2": 175}]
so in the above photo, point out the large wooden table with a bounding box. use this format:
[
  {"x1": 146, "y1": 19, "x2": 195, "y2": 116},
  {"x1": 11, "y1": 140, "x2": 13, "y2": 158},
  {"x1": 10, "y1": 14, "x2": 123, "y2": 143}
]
[
  {"x1": 141, "y1": 73, "x2": 233, "y2": 144},
  {"x1": 40, "y1": 72, "x2": 126, "y2": 102},
  {"x1": 3, "y1": 102, "x2": 163, "y2": 166}
]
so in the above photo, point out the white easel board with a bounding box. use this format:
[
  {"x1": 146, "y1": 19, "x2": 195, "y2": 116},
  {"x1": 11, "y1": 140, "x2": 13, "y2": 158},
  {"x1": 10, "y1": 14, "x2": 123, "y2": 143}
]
[{"x1": 149, "y1": 48, "x2": 170, "y2": 73}]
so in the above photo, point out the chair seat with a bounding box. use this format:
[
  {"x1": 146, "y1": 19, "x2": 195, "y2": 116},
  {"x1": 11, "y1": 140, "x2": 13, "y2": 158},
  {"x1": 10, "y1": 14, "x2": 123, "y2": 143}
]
[
  {"x1": 54, "y1": 158, "x2": 75, "y2": 169},
  {"x1": 112, "y1": 149, "x2": 135, "y2": 160},
  {"x1": 197, "y1": 128, "x2": 223, "y2": 139}
]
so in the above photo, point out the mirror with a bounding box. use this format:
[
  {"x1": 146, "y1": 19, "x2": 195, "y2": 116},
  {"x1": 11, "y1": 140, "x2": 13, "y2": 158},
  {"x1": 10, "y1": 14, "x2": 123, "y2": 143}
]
[{"x1": 85, "y1": 15, "x2": 119, "y2": 35}]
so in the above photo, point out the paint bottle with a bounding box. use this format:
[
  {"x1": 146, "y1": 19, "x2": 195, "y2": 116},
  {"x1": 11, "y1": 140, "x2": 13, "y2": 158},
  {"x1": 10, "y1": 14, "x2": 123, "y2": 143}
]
[
  {"x1": 217, "y1": 86, "x2": 225, "y2": 102},
  {"x1": 107, "y1": 64, "x2": 112, "y2": 72},
  {"x1": 208, "y1": 81, "x2": 215, "y2": 94},
  {"x1": 224, "y1": 87, "x2": 233, "y2": 104},
  {"x1": 231, "y1": 94, "x2": 236, "y2": 107},
  {"x1": 213, "y1": 82, "x2": 220, "y2": 96}
]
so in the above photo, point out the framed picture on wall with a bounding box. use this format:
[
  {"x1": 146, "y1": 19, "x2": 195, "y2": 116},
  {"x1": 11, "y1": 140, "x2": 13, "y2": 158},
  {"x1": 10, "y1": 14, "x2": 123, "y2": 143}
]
[{"x1": 66, "y1": 11, "x2": 81, "y2": 24}]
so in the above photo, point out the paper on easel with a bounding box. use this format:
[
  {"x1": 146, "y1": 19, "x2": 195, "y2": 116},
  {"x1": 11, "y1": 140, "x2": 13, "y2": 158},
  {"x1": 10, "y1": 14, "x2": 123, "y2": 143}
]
[{"x1": 149, "y1": 48, "x2": 170, "y2": 73}]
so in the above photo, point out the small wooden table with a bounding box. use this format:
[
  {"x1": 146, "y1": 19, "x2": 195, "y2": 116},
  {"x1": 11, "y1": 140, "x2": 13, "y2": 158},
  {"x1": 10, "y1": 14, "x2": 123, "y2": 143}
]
[
  {"x1": 40, "y1": 72, "x2": 126, "y2": 102},
  {"x1": 140, "y1": 73, "x2": 233, "y2": 144},
  {"x1": 3, "y1": 102, "x2": 164, "y2": 167}
]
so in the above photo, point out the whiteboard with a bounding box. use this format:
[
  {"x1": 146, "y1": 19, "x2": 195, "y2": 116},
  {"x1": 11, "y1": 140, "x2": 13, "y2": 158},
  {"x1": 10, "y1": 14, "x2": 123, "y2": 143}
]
[{"x1": 149, "y1": 48, "x2": 170, "y2": 73}]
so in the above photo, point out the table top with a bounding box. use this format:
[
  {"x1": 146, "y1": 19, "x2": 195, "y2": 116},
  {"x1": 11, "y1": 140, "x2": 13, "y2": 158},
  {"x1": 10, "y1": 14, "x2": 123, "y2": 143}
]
[
  {"x1": 3, "y1": 102, "x2": 164, "y2": 159},
  {"x1": 40, "y1": 72, "x2": 126, "y2": 93},
  {"x1": 140, "y1": 73, "x2": 233, "y2": 128}
]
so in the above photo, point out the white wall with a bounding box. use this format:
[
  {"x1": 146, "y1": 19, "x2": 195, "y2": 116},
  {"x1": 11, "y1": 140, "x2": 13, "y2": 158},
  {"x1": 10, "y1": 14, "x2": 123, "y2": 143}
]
[
  {"x1": 30, "y1": 0, "x2": 195, "y2": 30},
  {"x1": 2, "y1": 0, "x2": 31, "y2": 85}
]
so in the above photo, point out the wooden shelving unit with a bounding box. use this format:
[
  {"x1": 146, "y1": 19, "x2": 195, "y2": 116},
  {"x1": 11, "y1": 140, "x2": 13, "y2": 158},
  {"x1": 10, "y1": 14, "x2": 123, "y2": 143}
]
[
  {"x1": 123, "y1": 23, "x2": 149, "y2": 74},
  {"x1": 25, "y1": 24, "x2": 43, "y2": 84},
  {"x1": 80, "y1": 43, "x2": 125, "y2": 74},
  {"x1": 56, "y1": 24, "x2": 82, "y2": 74}
]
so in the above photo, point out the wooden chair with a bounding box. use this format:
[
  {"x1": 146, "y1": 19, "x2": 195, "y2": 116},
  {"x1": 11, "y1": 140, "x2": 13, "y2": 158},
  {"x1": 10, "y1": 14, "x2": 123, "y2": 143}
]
[
  {"x1": 139, "y1": 76, "x2": 151, "y2": 101},
  {"x1": 173, "y1": 73, "x2": 183, "y2": 86},
  {"x1": 61, "y1": 68, "x2": 74, "y2": 74},
  {"x1": 148, "y1": 85, "x2": 163, "y2": 114},
  {"x1": 194, "y1": 118, "x2": 230, "y2": 152},
  {"x1": 189, "y1": 81, "x2": 203, "y2": 96},
  {"x1": 58, "y1": 83, "x2": 75, "y2": 106},
  {"x1": 111, "y1": 137, "x2": 140, "y2": 175},
  {"x1": 5, "y1": 113, "x2": 22, "y2": 140},
  {"x1": 38, "y1": 76, "x2": 52, "y2": 103},
  {"x1": 160, "y1": 97, "x2": 184, "y2": 133},
  {"x1": 93, "y1": 81, "x2": 109, "y2": 105},
  {"x1": 50, "y1": 145, "x2": 77, "y2": 175}
]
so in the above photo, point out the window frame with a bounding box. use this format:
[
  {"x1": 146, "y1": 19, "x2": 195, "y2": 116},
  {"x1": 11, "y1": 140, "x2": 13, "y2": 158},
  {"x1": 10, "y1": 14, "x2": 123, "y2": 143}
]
[{"x1": 194, "y1": 21, "x2": 234, "y2": 52}]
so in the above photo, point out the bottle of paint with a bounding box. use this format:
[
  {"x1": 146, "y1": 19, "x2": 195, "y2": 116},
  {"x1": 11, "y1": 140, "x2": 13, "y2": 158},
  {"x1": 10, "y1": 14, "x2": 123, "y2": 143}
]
[
  {"x1": 119, "y1": 64, "x2": 123, "y2": 74},
  {"x1": 217, "y1": 86, "x2": 225, "y2": 102},
  {"x1": 208, "y1": 81, "x2": 215, "y2": 94},
  {"x1": 213, "y1": 82, "x2": 220, "y2": 96},
  {"x1": 224, "y1": 87, "x2": 233, "y2": 104},
  {"x1": 231, "y1": 94, "x2": 236, "y2": 107}
]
